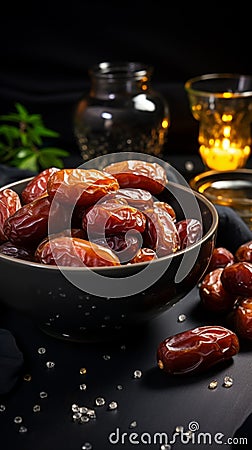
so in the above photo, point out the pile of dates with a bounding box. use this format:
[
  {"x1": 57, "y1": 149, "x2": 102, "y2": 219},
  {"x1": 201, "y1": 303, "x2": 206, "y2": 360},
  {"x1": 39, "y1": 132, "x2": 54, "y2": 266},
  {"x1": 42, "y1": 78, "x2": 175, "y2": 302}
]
[
  {"x1": 199, "y1": 241, "x2": 252, "y2": 341},
  {"x1": 157, "y1": 241, "x2": 252, "y2": 376},
  {"x1": 0, "y1": 160, "x2": 202, "y2": 267}
]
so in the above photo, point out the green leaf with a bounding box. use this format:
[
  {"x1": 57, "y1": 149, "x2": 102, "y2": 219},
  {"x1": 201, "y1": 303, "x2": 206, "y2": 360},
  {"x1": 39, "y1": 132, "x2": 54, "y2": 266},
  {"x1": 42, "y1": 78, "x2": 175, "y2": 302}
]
[
  {"x1": 0, "y1": 102, "x2": 66, "y2": 170},
  {"x1": 15, "y1": 148, "x2": 35, "y2": 159},
  {"x1": 0, "y1": 124, "x2": 21, "y2": 139},
  {"x1": 16, "y1": 154, "x2": 39, "y2": 171},
  {"x1": 39, "y1": 147, "x2": 70, "y2": 156},
  {"x1": 26, "y1": 128, "x2": 43, "y2": 146},
  {"x1": 0, "y1": 113, "x2": 22, "y2": 122},
  {"x1": 38, "y1": 152, "x2": 64, "y2": 169},
  {"x1": 34, "y1": 125, "x2": 60, "y2": 138},
  {"x1": 25, "y1": 114, "x2": 43, "y2": 125},
  {"x1": 14, "y1": 102, "x2": 29, "y2": 120}
]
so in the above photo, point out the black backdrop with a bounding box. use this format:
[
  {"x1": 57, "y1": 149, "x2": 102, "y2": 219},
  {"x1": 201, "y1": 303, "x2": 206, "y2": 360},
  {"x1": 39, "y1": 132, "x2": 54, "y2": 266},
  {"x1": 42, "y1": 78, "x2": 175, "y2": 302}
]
[{"x1": 0, "y1": 3, "x2": 251, "y2": 157}]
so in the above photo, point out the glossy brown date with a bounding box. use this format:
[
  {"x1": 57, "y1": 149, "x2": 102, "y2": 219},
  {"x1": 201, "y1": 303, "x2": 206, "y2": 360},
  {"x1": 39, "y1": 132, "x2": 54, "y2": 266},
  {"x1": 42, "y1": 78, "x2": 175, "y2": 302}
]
[
  {"x1": 130, "y1": 247, "x2": 157, "y2": 264},
  {"x1": 82, "y1": 200, "x2": 146, "y2": 237},
  {"x1": 92, "y1": 231, "x2": 142, "y2": 264},
  {"x1": 207, "y1": 247, "x2": 234, "y2": 273},
  {"x1": 35, "y1": 236, "x2": 121, "y2": 267},
  {"x1": 176, "y1": 218, "x2": 202, "y2": 250},
  {"x1": 104, "y1": 188, "x2": 154, "y2": 211},
  {"x1": 221, "y1": 261, "x2": 252, "y2": 296},
  {"x1": 103, "y1": 160, "x2": 168, "y2": 194},
  {"x1": 0, "y1": 188, "x2": 22, "y2": 242},
  {"x1": 233, "y1": 297, "x2": 252, "y2": 340},
  {"x1": 0, "y1": 241, "x2": 35, "y2": 261},
  {"x1": 143, "y1": 203, "x2": 180, "y2": 257},
  {"x1": 3, "y1": 196, "x2": 51, "y2": 247},
  {"x1": 47, "y1": 168, "x2": 120, "y2": 207},
  {"x1": 152, "y1": 201, "x2": 176, "y2": 221},
  {"x1": 235, "y1": 240, "x2": 252, "y2": 263},
  {"x1": 21, "y1": 167, "x2": 60, "y2": 204},
  {"x1": 35, "y1": 228, "x2": 86, "y2": 261},
  {"x1": 199, "y1": 268, "x2": 238, "y2": 314},
  {"x1": 157, "y1": 325, "x2": 239, "y2": 375}
]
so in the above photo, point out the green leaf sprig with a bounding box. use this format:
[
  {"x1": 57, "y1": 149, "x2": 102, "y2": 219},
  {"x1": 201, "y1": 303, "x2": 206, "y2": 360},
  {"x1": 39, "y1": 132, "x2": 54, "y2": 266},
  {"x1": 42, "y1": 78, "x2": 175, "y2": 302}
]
[{"x1": 0, "y1": 102, "x2": 70, "y2": 172}]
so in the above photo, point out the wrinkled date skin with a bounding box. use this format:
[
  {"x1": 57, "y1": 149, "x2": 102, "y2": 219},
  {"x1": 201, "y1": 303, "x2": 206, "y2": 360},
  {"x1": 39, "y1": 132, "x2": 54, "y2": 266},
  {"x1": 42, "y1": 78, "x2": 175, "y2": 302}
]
[
  {"x1": 235, "y1": 240, "x2": 252, "y2": 263},
  {"x1": 143, "y1": 203, "x2": 179, "y2": 257},
  {"x1": 103, "y1": 160, "x2": 168, "y2": 194},
  {"x1": 176, "y1": 218, "x2": 202, "y2": 250},
  {"x1": 152, "y1": 201, "x2": 176, "y2": 222},
  {"x1": 21, "y1": 167, "x2": 60, "y2": 204},
  {"x1": 47, "y1": 168, "x2": 120, "y2": 207},
  {"x1": 105, "y1": 188, "x2": 154, "y2": 211},
  {"x1": 0, "y1": 241, "x2": 35, "y2": 261},
  {"x1": 221, "y1": 261, "x2": 252, "y2": 296},
  {"x1": 35, "y1": 228, "x2": 86, "y2": 261},
  {"x1": 130, "y1": 247, "x2": 157, "y2": 264},
  {"x1": 3, "y1": 196, "x2": 51, "y2": 247},
  {"x1": 35, "y1": 236, "x2": 121, "y2": 267},
  {"x1": 0, "y1": 188, "x2": 22, "y2": 242},
  {"x1": 82, "y1": 201, "x2": 146, "y2": 237},
  {"x1": 207, "y1": 247, "x2": 234, "y2": 273},
  {"x1": 157, "y1": 325, "x2": 239, "y2": 375},
  {"x1": 92, "y1": 231, "x2": 142, "y2": 264},
  {"x1": 233, "y1": 297, "x2": 252, "y2": 340},
  {"x1": 199, "y1": 268, "x2": 238, "y2": 314}
]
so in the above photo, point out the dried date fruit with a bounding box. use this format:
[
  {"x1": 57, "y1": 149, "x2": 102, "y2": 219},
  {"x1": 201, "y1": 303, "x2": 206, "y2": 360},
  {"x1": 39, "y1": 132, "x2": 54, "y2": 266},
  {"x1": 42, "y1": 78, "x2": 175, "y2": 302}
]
[
  {"x1": 105, "y1": 188, "x2": 154, "y2": 211},
  {"x1": 207, "y1": 247, "x2": 234, "y2": 273},
  {"x1": 3, "y1": 196, "x2": 51, "y2": 247},
  {"x1": 143, "y1": 203, "x2": 180, "y2": 257},
  {"x1": 21, "y1": 167, "x2": 60, "y2": 204},
  {"x1": 176, "y1": 218, "x2": 202, "y2": 250},
  {"x1": 0, "y1": 188, "x2": 22, "y2": 242},
  {"x1": 152, "y1": 201, "x2": 176, "y2": 221},
  {"x1": 92, "y1": 231, "x2": 142, "y2": 263},
  {"x1": 47, "y1": 168, "x2": 119, "y2": 207},
  {"x1": 103, "y1": 160, "x2": 168, "y2": 194},
  {"x1": 35, "y1": 236, "x2": 121, "y2": 267},
  {"x1": 0, "y1": 241, "x2": 35, "y2": 261},
  {"x1": 221, "y1": 261, "x2": 252, "y2": 296},
  {"x1": 35, "y1": 228, "x2": 86, "y2": 261},
  {"x1": 235, "y1": 240, "x2": 252, "y2": 263},
  {"x1": 157, "y1": 325, "x2": 239, "y2": 375},
  {"x1": 233, "y1": 297, "x2": 252, "y2": 340},
  {"x1": 199, "y1": 268, "x2": 238, "y2": 314},
  {"x1": 130, "y1": 247, "x2": 157, "y2": 264},
  {"x1": 82, "y1": 200, "x2": 146, "y2": 237}
]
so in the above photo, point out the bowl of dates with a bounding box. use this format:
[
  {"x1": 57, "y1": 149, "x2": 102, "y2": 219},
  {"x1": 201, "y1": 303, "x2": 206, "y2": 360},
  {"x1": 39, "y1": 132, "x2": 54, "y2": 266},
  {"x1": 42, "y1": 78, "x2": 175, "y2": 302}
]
[{"x1": 0, "y1": 153, "x2": 218, "y2": 342}]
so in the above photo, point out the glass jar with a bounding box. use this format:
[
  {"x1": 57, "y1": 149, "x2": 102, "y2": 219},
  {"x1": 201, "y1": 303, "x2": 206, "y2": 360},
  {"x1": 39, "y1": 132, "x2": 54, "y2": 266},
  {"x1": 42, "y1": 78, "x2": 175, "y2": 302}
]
[{"x1": 74, "y1": 62, "x2": 170, "y2": 161}]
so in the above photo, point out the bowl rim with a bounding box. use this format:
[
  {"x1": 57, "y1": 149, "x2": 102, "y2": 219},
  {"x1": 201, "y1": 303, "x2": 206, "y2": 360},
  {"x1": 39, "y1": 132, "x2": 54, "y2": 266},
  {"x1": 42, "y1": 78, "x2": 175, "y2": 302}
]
[
  {"x1": 190, "y1": 168, "x2": 252, "y2": 206},
  {"x1": 0, "y1": 177, "x2": 219, "y2": 271}
]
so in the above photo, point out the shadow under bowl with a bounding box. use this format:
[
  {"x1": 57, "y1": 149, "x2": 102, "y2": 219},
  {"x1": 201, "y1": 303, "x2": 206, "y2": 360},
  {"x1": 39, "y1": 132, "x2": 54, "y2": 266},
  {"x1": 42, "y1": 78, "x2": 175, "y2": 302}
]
[{"x1": 0, "y1": 178, "x2": 218, "y2": 342}]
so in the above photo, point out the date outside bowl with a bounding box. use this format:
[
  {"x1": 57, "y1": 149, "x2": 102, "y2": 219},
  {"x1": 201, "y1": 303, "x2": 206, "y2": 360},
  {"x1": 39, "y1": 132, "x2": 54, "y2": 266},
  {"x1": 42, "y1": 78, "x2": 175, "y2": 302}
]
[{"x1": 0, "y1": 174, "x2": 218, "y2": 342}]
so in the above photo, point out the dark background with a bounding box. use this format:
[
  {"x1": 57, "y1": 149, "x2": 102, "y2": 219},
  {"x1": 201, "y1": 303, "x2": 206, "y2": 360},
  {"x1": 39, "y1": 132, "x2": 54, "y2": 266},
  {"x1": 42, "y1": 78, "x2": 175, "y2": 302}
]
[{"x1": 0, "y1": 3, "x2": 251, "y2": 160}]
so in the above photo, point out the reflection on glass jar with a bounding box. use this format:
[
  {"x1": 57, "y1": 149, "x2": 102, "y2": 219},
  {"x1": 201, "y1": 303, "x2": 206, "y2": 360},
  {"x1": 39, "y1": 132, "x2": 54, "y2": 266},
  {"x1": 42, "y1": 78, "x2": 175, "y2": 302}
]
[
  {"x1": 74, "y1": 62, "x2": 170, "y2": 161},
  {"x1": 185, "y1": 73, "x2": 252, "y2": 171}
]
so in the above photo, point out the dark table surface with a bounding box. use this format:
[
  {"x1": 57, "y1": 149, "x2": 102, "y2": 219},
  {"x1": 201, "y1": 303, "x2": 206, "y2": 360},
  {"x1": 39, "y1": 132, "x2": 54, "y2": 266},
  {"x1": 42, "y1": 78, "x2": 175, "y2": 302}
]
[
  {"x1": 1, "y1": 285, "x2": 252, "y2": 450},
  {"x1": 1, "y1": 154, "x2": 252, "y2": 450}
]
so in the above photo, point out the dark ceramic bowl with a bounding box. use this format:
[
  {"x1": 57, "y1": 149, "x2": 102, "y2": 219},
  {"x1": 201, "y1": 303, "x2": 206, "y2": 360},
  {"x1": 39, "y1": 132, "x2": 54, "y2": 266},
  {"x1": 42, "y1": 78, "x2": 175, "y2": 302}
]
[{"x1": 0, "y1": 176, "x2": 218, "y2": 342}]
